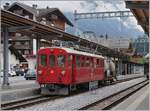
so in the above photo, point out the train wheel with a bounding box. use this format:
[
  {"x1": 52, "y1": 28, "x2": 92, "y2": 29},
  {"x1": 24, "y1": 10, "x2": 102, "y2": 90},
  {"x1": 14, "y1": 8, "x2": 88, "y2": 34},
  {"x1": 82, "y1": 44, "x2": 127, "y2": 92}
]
[{"x1": 68, "y1": 85, "x2": 71, "y2": 95}]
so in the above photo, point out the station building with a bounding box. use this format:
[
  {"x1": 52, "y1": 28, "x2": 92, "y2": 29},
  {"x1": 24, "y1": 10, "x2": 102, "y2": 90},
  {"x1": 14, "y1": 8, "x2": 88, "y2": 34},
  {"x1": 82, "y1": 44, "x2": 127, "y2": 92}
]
[
  {"x1": 132, "y1": 35, "x2": 149, "y2": 56},
  {"x1": 81, "y1": 31, "x2": 131, "y2": 50}
]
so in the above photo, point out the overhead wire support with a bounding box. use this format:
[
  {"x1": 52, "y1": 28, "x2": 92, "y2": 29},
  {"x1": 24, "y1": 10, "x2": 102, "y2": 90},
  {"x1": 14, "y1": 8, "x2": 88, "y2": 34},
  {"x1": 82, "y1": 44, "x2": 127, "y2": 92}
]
[
  {"x1": 74, "y1": 10, "x2": 134, "y2": 36},
  {"x1": 74, "y1": 10, "x2": 133, "y2": 20}
]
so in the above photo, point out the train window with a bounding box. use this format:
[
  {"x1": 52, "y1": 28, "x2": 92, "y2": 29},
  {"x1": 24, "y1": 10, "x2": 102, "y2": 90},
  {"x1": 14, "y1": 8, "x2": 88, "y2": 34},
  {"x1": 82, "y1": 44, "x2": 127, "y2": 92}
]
[
  {"x1": 99, "y1": 59, "x2": 101, "y2": 67},
  {"x1": 90, "y1": 58, "x2": 94, "y2": 67},
  {"x1": 68, "y1": 55, "x2": 72, "y2": 66},
  {"x1": 76, "y1": 55, "x2": 80, "y2": 67},
  {"x1": 40, "y1": 55, "x2": 47, "y2": 66},
  {"x1": 81, "y1": 56, "x2": 85, "y2": 67},
  {"x1": 86, "y1": 58, "x2": 90, "y2": 67},
  {"x1": 101, "y1": 59, "x2": 103, "y2": 67},
  {"x1": 96, "y1": 59, "x2": 99, "y2": 67},
  {"x1": 49, "y1": 55, "x2": 55, "y2": 67},
  {"x1": 58, "y1": 55, "x2": 65, "y2": 67}
]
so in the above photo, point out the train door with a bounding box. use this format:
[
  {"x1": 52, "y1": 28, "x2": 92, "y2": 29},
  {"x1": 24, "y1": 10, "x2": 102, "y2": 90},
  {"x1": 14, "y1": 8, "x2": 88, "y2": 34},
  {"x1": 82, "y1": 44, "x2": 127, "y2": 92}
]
[
  {"x1": 48, "y1": 54, "x2": 56, "y2": 81},
  {"x1": 68, "y1": 54, "x2": 73, "y2": 83},
  {"x1": 72, "y1": 54, "x2": 76, "y2": 83},
  {"x1": 56, "y1": 54, "x2": 66, "y2": 83},
  {"x1": 90, "y1": 57, "x2": 94, "y2": 80}
]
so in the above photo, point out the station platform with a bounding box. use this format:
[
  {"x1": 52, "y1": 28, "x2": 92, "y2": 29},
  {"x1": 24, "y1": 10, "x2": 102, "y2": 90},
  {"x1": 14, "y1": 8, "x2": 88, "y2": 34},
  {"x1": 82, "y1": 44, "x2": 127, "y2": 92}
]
[
  {"x1": 0, "y1": 76, "x2": 40, "y2": 103},
  {"x1": 111, "y1": 84, "x2": 149, "y2": 110},
  {"x1": 116, "y1": 73, "x2": 144, "y2": 80}
]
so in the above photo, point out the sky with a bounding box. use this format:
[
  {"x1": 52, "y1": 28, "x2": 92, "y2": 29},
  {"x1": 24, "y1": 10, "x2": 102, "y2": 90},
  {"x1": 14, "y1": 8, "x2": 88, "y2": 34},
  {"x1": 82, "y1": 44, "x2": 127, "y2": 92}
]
[{"x1": 1, "y1": 0, "x2": 145, "y2": 38}]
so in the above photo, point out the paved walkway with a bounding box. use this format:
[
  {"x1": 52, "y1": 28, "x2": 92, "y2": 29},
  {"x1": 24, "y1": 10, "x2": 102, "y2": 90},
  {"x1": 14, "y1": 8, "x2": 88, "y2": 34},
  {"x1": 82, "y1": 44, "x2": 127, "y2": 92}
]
[
  {"x1": 1, "y1": 76, "x2": 40, "y2": 102},
  {"x1": 116, "y1": 73, "x2": 144, "y2": 80}
]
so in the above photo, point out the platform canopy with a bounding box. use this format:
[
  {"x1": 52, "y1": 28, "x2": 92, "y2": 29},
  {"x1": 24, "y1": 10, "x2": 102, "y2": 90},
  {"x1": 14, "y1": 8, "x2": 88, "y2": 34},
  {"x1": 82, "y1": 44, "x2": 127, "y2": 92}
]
[
  {"x1": 1, "y1": 9, "x2": 129, "y2": 59},
  {"x1": 125, "y1": 0, "x2": 149, "y2": 35}
]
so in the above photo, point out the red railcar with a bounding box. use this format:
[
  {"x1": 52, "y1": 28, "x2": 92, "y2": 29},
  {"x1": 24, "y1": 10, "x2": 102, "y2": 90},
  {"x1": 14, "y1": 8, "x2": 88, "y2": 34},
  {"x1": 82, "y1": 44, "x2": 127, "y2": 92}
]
[{"x1": 37, "y1": 47, "x2": 104, "y2": 95}]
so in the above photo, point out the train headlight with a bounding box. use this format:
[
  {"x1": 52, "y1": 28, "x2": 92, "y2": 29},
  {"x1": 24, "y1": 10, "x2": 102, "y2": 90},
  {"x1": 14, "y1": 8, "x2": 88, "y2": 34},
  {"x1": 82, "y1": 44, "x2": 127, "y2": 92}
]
[
  {"x1": 61, "y1": 70, "x2": 66, "y2": 75},
  {"x1": 50, "y1": 70, "x2": 54, "y2": 74}
]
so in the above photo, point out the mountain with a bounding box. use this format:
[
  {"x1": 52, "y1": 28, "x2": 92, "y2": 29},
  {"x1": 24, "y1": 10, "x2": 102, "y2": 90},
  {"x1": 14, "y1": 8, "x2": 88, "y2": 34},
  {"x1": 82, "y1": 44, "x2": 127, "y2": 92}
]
[{"x1": 64, "y1": 0, "x2": 144, "y2": 38}]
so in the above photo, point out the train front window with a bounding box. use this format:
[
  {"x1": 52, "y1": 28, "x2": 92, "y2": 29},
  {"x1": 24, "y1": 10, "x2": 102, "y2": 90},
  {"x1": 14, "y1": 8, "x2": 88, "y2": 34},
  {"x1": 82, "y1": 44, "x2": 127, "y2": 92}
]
[
  {"x1": 49, "y1": 55, "x2": 55, "y2": 67},
  {"x1": 40, "y1": 55, "x2": 47, "y2": 66},
  {"x1": 58, "y1": 55, "x2": 65, "y2": 67}
]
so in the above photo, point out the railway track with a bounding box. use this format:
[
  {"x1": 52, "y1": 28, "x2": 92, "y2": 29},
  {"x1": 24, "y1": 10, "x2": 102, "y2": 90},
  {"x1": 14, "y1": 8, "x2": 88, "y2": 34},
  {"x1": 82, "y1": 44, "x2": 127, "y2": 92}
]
[
  {"x1": 1, "y1": 95, "x2": 60, "y2": 110},
  {"x1": 79, "y1": 80, "x2": 148, "y2": 110},
  {"x1": 1, "y1": 76, "x2": 145, "y2": 110}
]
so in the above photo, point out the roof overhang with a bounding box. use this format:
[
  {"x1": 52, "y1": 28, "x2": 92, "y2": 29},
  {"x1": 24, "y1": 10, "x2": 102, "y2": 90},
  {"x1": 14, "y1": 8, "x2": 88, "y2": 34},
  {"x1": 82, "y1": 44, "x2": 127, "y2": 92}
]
[
  {"x1": 125, "y1": 0, "x2": 149, "y2": 35},
  {"x1": 1, "y1": 9, "x2": 130, "y2": 59}
]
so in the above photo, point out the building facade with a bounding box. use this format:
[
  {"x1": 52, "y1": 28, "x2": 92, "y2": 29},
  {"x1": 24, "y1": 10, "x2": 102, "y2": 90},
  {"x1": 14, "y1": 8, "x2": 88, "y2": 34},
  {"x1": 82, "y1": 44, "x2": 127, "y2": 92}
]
[{"x1": 133, "y1": 35, "x2": 149, "y2": 56}]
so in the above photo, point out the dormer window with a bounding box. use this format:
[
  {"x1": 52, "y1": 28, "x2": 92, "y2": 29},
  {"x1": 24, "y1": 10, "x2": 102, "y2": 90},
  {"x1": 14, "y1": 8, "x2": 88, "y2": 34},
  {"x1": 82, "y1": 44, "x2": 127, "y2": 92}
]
[
  {"x1": 13, "y1": 9, "x2": 23, "y2": 15},
  {"x1": 41, "y1": 17, "x2": 46, "y2": 24},
  {"x1": 51, "y1": 14, "x2": 58, "y2": 20},
  {"x1": 51, "y1": 23, "x2": 54, "y2": 26},
  {"x1": 15, "y1": 33, "x2": 21, "y2": 37},
  {"x1": 24, "y1": 15, "x2": 29, "y2": 19}
]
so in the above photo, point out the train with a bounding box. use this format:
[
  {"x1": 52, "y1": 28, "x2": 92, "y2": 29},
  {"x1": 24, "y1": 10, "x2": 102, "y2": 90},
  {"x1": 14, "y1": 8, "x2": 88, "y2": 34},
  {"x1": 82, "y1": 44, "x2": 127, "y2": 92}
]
[{"x1": 37, "y1": 47, "x2": 116, "y2": 95}]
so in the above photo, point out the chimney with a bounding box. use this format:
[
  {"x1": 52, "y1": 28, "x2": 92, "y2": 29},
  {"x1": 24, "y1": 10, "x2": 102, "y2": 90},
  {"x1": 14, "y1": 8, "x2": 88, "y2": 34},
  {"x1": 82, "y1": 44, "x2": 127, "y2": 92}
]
[
  {"x1": 3, "y1": 3, "x2": 10, "y2": 10},
  {"x1": 32, "y1": 4, "x2": 37, "y2": 9}
]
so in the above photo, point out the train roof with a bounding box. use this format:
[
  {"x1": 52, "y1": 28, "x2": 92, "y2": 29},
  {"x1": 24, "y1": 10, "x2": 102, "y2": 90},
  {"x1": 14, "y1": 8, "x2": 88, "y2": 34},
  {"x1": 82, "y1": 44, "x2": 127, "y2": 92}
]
[{"x1": 40, "y1": 47, "x2": 104, "y2": 59}]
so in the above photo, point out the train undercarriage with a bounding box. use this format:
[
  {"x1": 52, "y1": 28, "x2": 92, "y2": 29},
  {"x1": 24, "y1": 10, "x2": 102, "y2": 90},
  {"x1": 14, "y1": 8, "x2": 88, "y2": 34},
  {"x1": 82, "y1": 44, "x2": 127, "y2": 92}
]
[{"x1": 40, "y1": 76, "x2": 116, "y2": 95}]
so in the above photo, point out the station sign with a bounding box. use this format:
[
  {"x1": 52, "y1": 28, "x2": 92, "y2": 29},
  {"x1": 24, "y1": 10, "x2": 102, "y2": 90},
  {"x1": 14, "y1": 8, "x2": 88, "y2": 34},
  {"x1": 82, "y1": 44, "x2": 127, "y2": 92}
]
[{"x1": 129, "y1": 56, "x2": 147, "y2": 64}]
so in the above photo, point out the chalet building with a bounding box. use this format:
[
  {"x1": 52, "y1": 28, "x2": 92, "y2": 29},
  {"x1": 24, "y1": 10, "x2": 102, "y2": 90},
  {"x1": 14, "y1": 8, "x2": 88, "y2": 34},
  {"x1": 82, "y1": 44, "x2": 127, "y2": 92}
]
[
  {"x1": 2, "y1": 2, "x2": 73, "y2": 70},
  {"x1": 3, "y1": 2, "x2": 73, "y2": 56}
]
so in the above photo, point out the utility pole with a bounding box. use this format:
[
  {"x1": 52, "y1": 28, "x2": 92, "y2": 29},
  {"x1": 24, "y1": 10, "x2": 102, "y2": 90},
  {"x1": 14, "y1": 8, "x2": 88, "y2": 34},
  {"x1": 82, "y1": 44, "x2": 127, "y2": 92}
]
[
  {"x1": 74, "y1": 10, "x2": 78, "y2": 36},
  {"x1": 143, "y1": 39, "x2": 145, "y2": 55}
]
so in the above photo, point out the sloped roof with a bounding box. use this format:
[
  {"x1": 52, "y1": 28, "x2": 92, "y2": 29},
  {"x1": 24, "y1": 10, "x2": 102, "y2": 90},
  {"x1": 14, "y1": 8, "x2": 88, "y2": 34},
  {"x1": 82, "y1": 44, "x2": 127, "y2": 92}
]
[
  {"x1": 8, "y1": 2, "x2": 37, "y2": 15},
  {"x1": 38, "y1": 8, "x2": 58, "y2": 16},
  {"x1": 2, "y1": 9, "x2": 130, "y2": 59},
  {"x1": 38, "y1": 8, "x2": 73, "y2": 26},
  {"x1": 7, "y1": 2, "x2": 73, "y2": 26},
  {"x1": 125, "y1": 0, "x2": 149, "y2": 34}
]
